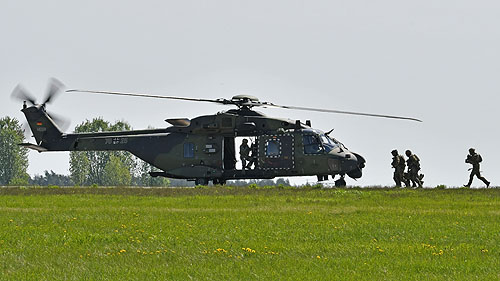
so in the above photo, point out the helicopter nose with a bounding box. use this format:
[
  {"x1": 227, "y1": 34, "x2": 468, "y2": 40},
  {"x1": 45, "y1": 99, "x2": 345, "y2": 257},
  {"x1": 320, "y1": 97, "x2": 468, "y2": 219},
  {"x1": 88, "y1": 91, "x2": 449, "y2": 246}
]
[
  {"x1": 347, "y1": 153, "x2": 365, "y2": 179},
  {"x1": 327, "y1": 149, "x2": 359, "y2": 173}
]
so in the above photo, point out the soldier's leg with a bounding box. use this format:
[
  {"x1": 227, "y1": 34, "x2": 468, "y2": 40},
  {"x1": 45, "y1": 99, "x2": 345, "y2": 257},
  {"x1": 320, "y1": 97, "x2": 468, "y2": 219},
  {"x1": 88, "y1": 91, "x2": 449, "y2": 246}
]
[
  {"x1": 246, "y1": 157, "x2": 255, "y2": 169},
  {"x1": 403, "y1": 173, "x2": 410, "y2": 187},
  {"x1": 241, "y1": 158, "x2": 247, "y2": 169},
  {"x1": 415, "y1": 169, "x2": 423, "y2": 187},
  {"x1": 464, "y1": 170, "x2": 475, "y2": 187},
  {"x1": 393, "y1": 172, "x2": 401, "y2": 187},
  {"x1": 476, "y1": 171, "x2": 490, "y2": 187},
  {"x1": 410, "y1": 170, "x2": 417, "y2": 187}
]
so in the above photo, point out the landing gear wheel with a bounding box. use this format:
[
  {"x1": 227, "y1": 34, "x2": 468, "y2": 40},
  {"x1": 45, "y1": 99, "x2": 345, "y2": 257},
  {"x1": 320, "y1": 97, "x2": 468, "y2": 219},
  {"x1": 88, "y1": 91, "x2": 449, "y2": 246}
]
[
  {"x1": 195, "y1": 178, "x2": 208, "y2": 186},
  {"x1": 335, "y1": 177, "x2": 346, "y2": 187},
  {"x1": 317, "y1": 175, "x2": 328, "y2": 182},
  {"x1": 212, "y1": 179, "x2": 226, "y2": 185}
]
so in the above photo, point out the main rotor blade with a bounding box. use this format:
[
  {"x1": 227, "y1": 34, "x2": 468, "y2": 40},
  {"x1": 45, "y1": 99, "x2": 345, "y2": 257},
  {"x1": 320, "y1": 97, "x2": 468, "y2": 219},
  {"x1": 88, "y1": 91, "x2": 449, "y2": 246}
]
[
  {"x1": 264, "y1": 103, "x2": 422, "y2": 122},
  {"x1": 43, "y1": 78, "x2": 65, "y2": 105},
  {"x1": 66, "y1": 89, "x2": 228, "y2": 105},
  {"x1": 11, "y1": 84, "x2": 37, "y2": 105}
]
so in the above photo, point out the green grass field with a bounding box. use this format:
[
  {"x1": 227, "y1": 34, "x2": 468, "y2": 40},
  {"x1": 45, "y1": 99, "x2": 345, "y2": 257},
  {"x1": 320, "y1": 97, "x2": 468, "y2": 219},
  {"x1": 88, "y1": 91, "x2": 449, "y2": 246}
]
[{"x1": 1, "y1": 186, "x2": 499, "y2": 280}]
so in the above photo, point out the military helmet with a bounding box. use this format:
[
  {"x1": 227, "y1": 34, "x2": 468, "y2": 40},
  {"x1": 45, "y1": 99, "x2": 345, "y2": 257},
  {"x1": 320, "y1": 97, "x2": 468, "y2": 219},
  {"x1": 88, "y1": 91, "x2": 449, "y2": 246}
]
[
  {"x1": 405, "y1": 149, "x2": 412, "y2": 156},
  {"x1": 242, "y1": 139, "x2": 248, "y2": 143},
  {"x1": 469, "y1": 148, "x2": 475, "y2": 154},
  {"x1": 391, "y1": 149, "x2": 398, "y2": 156}
]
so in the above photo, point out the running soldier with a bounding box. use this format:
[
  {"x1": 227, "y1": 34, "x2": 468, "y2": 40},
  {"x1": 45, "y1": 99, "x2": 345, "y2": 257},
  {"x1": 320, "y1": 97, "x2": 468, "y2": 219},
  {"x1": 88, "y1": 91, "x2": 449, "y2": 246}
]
[
  {"x1": 464, "y1": 148, "x2": 490, "y2": 187},
  {"x1": 391, "y1": 149, "x2": 406, "y2": 187},
  {"x1": 405, "y1": 150, "x2": 423, "y2": 188}
]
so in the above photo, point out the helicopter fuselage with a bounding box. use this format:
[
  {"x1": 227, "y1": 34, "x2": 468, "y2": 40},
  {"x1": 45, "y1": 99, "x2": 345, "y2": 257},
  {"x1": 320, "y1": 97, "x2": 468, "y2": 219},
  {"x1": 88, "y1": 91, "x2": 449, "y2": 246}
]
[{"x1": 21, "y1": 105, "x2": 365, "y2": 185}]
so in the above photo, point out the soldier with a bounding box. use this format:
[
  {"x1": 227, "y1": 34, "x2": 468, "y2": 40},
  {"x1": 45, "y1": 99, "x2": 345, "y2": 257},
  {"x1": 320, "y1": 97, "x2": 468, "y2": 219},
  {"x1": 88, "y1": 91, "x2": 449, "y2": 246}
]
[
  {"x1": 239, "y1": 139, "x2": 251, "y2": 169},
  {"x1": 246, "y1": 142, "x2": 258, "y2": 169},
  {"x1": 464, "y1": 148, "x2": 490, "y2": 188},
  {"x1": 405, "y1": 150, "x2": 423, "y2": 188},
  {"x1": 391, "y1": 149, "x2": 406, "y2": 187}
]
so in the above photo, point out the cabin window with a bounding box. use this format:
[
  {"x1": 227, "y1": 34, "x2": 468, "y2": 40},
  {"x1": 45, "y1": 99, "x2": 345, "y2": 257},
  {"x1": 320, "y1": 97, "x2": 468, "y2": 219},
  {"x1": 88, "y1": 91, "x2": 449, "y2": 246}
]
[
  {"x1": 183, "y1": 143, "x2": 194, "y2": 158},
  {"x1": 303, "y1": 135, "x2": 323, "y2": 154},
  {"x1": 265, "y1": 139, "x2": 281, "y2": 157}
]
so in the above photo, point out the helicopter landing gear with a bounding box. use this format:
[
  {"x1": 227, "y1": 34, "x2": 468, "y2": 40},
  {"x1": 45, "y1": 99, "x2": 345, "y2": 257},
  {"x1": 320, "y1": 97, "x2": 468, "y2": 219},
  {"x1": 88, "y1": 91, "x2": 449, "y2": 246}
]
[
  {"x1": 195, "y1": 178, "x2": 208, "y2": 186},
  {"x1": 334, "y1": 175, "x2": 347, "y2": 187},
  {"x1": 317, "y1": 175, "x2": 328, "y2": 182},
  {"x1": 212, "y1": 178, "x2": 226, "y2": 185}
]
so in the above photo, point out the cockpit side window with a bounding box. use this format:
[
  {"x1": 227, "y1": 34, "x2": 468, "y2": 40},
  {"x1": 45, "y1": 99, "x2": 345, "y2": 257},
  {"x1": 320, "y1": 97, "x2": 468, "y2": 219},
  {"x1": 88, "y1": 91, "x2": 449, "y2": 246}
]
[{"x1": 303, "y1": 135, "x2": 323, "y2": 154}]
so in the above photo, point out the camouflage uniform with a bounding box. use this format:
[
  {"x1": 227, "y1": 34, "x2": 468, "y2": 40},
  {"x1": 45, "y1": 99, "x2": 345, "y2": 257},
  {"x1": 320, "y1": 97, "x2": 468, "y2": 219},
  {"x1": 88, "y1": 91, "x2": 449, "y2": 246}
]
[
  {"x1": 239, "y1": 139, "x2": 251, "y2": 169},
  {"x1": 391, "y1": 150, "x2": 406, "y2": 187},
  {"x1": 465, "y1": 148, "x2": 490, "y2": 187},
  {"x1": 405, "y1": 150, "x2": 423, "y2": 188},
  {"x1": 246, "y1": 142, "x2": 258, "y2": 169}
]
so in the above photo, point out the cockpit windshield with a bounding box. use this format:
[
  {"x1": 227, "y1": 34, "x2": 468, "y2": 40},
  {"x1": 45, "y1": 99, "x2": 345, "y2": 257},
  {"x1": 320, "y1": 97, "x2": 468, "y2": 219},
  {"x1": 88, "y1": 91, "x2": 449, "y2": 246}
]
[{"x1": 320, "y1": 134, "x2": 339, "y2": 152}]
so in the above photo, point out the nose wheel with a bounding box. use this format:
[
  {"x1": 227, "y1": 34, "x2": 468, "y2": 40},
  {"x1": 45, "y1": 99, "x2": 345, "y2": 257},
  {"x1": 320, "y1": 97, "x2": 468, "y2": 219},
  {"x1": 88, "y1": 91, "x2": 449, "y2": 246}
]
[
  {"x1": 334, "y1": 175, "x2": 346, "y2": 187},
  {"x1": 195, "y1": 178, "x2": 208, "y2": 186},
  {"x1": 212, "y1": 178, "x2": 227, "y2": 185}
]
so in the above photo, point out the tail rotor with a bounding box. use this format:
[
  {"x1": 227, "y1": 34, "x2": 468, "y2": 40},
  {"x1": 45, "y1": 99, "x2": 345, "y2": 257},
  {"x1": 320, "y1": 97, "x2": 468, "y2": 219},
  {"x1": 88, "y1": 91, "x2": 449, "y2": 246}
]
[{"x1": 11, "y1": 78, "x2": 70, "y2": 134}]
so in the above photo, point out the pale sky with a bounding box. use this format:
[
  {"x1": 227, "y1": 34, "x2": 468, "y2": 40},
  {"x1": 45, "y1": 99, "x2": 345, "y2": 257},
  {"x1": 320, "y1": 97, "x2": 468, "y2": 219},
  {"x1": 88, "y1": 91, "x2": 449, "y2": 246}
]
[{"x1": 1, "y1": 0, "x2": 499, "y2": 187}]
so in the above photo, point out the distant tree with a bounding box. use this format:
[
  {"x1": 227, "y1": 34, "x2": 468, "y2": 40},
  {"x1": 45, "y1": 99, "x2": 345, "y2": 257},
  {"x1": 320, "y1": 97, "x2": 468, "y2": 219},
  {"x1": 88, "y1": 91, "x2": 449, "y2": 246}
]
[
  {"x1": 30, "y1": 170, "x2": 73, "y2": 186},
  {"x1": 136, "y1": 160, "x2": 170, "y2": 187},
  {"x1": 69, "y1": 118, "x2": 136, "y2": 185},
  {"x1": 0, "y1": 116, "x2": 29, "y2": 185},
  {"x1": 168, "y1": 178, "x2": 195, "y2": 187},
  {"x1": 69, "y1": 151, "x2": 90, "y2": 186},
  {"x1": 275, "y1": 178, "x2": 291, "y2": 186},
  {"x1": 225, "y1": 178, "x2": 291, "y2": 187},
  {"x1": 102, "y1": 154, "x2": 132, "y2": 186}
]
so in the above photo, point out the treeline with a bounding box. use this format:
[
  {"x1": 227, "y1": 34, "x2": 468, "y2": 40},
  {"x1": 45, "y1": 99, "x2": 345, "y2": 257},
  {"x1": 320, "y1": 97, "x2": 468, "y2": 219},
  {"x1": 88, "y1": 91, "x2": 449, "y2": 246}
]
[
  {"x1": 1, "y1": 115, "x2": 292, "y2": 187},
  {"x1": 28, "y1": 170, "x2": 290, "y2": 187}
]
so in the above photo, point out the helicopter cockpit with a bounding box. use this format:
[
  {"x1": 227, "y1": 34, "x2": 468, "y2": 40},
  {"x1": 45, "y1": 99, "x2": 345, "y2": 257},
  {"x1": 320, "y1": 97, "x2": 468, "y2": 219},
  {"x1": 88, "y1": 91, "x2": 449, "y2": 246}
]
[
  {"x1": 319, "y1": 134, "x2": 340, "y2": 153},
  {"x1": 303, "y1": 130, "x2": 342, "y2": 154}
]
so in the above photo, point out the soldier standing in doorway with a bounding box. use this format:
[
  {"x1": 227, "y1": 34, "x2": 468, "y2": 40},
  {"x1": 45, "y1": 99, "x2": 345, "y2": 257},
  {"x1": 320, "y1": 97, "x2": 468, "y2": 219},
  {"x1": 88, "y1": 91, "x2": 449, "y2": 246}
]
[
  {"x1": 405, "y1": 150, "x2": 423, "y2": 188},
  {"x1": 239, "y1": 139, "x2": 251, "y2": 169},
  {"x1": 246, "y1": 141, "x2": 258, "y2": 169},
  {"x1": 391, "y1": 149, "x2": 406, "y2": 187},
  {"x1": 464, "y1": 148, "x2": 490, "y2": 188}
]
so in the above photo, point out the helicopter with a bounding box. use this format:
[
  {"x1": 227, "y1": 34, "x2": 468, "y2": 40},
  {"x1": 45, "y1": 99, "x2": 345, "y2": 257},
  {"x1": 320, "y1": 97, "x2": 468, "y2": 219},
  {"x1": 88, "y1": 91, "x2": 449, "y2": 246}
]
[{"x1": 13, "y1": 79, "x2": 421, "y2": 186}]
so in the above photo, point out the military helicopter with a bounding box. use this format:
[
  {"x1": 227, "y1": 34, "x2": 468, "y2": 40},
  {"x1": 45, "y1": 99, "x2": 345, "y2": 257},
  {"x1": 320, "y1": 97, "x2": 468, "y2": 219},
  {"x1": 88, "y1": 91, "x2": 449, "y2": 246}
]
[{"x1": 13, "y1": 79, "x2": 421, "y2": 186}]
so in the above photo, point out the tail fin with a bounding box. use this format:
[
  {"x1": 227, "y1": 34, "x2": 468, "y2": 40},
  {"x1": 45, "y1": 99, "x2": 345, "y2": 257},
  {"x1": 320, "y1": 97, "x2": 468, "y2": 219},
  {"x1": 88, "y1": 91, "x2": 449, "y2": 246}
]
[{"x1": 21, "y1": 105, "x2": 62, "y2": 148}]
